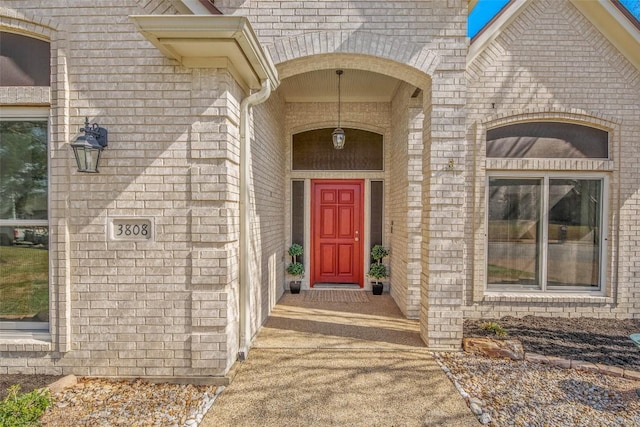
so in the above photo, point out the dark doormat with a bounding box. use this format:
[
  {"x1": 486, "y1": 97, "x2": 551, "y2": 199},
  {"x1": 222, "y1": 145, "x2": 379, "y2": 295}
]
[{"x1": 302, "y1": 289, "x2": 370, "y2": 303}]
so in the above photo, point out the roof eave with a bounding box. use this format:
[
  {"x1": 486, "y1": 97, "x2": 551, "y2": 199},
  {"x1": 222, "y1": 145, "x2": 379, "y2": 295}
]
[
  {"x1": 130, "y1": 15, "x2": 280, "y2": 91},
  {"x1": 179, "y1": 0, "x2": 223, "y2": 15},
  {"x1": 467, "y1": 0, "x2": 529, "y2": 65}
]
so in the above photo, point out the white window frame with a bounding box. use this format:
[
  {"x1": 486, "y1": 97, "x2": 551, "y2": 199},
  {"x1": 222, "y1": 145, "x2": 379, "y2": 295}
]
[
  {"x1": 0, "y1": 107, "x2": 50, "y2": 331},
  {"x1": 485, "y1": 171, "x2": 608, "y2": 296}
]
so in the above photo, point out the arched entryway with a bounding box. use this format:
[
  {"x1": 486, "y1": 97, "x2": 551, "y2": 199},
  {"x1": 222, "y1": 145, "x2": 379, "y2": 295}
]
[
  {"x1": 274, "y1": 55, "x2": 431, "y2": 322},
  {"x1": 266, "y1": 30, "x2": 468, "y2": 351}
]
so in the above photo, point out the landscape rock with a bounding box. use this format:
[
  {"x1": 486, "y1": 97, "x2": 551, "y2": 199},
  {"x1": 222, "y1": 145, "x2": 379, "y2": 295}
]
[
  {"x1": 462, "y1": 337, "x2": 524, "y2": 360},
  {"x1": 478, "y1": 413, "x2": 492, "y2": 424},
  {"x1": 469, "y1": 401, "x2": 483, "y2": 415},
  {"x1": 47, "y1": 374, "x2": 77, "y2": 395}
]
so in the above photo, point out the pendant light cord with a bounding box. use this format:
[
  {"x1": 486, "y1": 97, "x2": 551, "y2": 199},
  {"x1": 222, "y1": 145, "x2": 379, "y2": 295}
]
[{"x1": 337, "y1": 69, "x2": 343, "y2": 127}]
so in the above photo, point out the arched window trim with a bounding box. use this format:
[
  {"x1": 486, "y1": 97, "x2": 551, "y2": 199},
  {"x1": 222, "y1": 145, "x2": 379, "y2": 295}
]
[{"x1": 485, "y1": 117, "x2": 615, "y2": 134}]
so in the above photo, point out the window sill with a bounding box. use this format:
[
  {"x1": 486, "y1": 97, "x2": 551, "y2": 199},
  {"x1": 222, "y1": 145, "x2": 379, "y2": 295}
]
[
  {"x1": 486, "y1": 158, "x2": 614, "y2": 171},
  {"x1": 0, "y1": 330, "x2": 52, "y2": 352},
  {"x1": 482, "y1": 292, "x2": 612, "y2": 305}
]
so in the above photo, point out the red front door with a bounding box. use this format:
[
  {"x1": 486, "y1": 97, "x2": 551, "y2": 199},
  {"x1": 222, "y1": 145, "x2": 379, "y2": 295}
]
[{"x1": 311, "y1": 180, "x2": 364, "y2": 287}]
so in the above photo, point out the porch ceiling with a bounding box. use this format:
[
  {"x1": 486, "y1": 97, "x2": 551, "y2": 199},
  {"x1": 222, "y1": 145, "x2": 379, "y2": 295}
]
[{"x1": 278, "y1": 69, "x2": 403, "y2": 103}]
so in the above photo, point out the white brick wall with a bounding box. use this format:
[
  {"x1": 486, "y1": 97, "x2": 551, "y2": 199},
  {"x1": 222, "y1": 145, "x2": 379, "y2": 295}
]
[
  {"x1": 464, "y1": 0, "x2": 640, "y2": 320},
  {"x1": 249, "y1": 91, "x2": 287, "y2": 330},
  {"x1": 389, "y1": 83, "x2": 424, "y2": 319},
  {"x1": 0, "y1": 1, "x2": 252, "y2": 377},
  {"x1": 0, "y1": 0, "x2": 472, "y2": 373},
  {"x1": 6, "y1": 0, "x2": 635, "y2": 375},
  {"x1": 267, "y1": 0, "x2": 468, "y2": 350},
  {"x1": 389, "y1": 86, "x2": 411, "y2": 313}
]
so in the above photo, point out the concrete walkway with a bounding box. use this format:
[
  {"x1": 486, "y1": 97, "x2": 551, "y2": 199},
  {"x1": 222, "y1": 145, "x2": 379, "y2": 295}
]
[{"x1": 200, "y1": 291, "x2": 479, "y2": 426}]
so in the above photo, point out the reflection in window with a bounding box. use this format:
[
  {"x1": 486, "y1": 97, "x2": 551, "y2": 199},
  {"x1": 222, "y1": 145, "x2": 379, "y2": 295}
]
[
  {"x1": 292, "y1": 128, "x2": 383, "y2": 171},
  {"x1": 487, "y1": 176, "x2": 603, "y2": 291},
  {"x1": 291, "y1": 180, "x2": 304, "y2": 246},
  {"x1": 0, "y1": 121, "x2": 48, "y2": 220},
  {"x1": 487, "y1": 178, "x2": 542, "y2": 289},
  {"x1": 370, "y1": 181, "x2": 384, "y2": 247},
  {"x1": 0, "y1": 120, "x2": 49, "y2": 326},
  {"x1": 547, "y1": 179, "x2": 601, "y2": 288},
  {"x1": 486, "y1": 122, "x2": 609, "y2": 159},
  {"x1": 0, "y1": 32, "x2": 50, "y2": 86}
]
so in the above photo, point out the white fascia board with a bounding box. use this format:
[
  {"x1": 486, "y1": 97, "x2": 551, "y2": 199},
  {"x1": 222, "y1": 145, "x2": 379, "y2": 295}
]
[
  {"x1": 130, "y1": 15, "x2": 280, "y2": 91},
  {"x1": 179, "y1": 0, "x2": 212, "y2": 14},
  {"x1": 467, "y1": 0, "x2": 530, "y2": 65}
]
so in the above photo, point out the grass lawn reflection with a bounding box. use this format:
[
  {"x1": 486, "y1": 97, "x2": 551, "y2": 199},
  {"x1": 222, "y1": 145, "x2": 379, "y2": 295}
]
[{"x1": 0, "y1": 245, "x2": 48, "y2": 321}]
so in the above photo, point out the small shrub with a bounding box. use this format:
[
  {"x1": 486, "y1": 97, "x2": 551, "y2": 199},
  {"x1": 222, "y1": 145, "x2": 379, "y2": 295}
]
[
  {"x1": 367, "y1": 245, "x2": 389, "y2": 283},
  {"x1": 367, "y1": 262, "x2": 388, "y2": 281},
  {"x1": 286, "y1": 261, "x2": 304, "y2": 278},
  {"x1": 0, "y1": 384, "x2": 53, "y2": 427},
  {"x1": 288, "y1": 243, "x2": 303, "y2": 258},
  {"x1": 286, "y1": 243, "x2": 304, "y2": 279},
  {"x1": 481, "y1": 321, "x2": 508, "y2": 337},
  {"x1": 370, "y1": 245, "x2": 389, "y2": 262}
]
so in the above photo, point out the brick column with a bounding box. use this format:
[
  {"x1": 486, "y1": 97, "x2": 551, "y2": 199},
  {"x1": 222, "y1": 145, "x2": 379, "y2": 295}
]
[
  {"x1": 406, "y1": 98, "x2": 425, "y2": 319},
  {"x1": 187, "y1": 69, "x2": 242, "y2": 374},
  {"x1": 420, "y1": 68, "x2": 467, "y2": 350}
]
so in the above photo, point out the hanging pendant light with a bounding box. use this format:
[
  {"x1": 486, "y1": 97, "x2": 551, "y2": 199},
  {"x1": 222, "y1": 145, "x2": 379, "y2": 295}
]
[{"x1": 332, "y1": 69, "x2": 345, "y2": 150}]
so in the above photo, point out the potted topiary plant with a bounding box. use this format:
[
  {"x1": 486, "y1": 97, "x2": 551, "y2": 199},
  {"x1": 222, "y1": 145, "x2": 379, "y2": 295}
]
[
  {"x1": 286, "y1": 243, "x2": 304, "y2": 294},
  {"x1": 367, "y1": 245, "x2": 389, "y2": 295}
]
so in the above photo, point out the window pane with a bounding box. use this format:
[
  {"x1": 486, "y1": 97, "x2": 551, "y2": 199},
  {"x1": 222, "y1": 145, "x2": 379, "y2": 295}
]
[
  {"x1": 0, "y1": 32, "x2": 50, "y2": 86},
  {"x1": 487, "y1": 178, "x2": 542, "y2": 289},
  {"x1": 0, "y1": 120, "x2": 48, "y2": 325},
  {"x1": 291, "y1": 180, "x2": 304, "y2": 246},
  {"x1": 487, "y1": 122, "x2": 609, "y2": 159},
  {"x1": 370, "y1": 181, "x2": 383, "y2": 247},
  {"x1": 0, "y1": 229, "x2": 49, "y2": 322},
  {"x1": 547, "y1": 179, "x2": 601, "y2": 289},
  {"x1": 292, "y1": 128, "x2": 383, "y2": 170},
  {"x1": 0, "y1": 121, "x2": 48, "y2": 220}
]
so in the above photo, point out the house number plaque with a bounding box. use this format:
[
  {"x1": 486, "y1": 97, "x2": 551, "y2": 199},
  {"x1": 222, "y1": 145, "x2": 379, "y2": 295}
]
[{"x1": 108, "y1": 218, "x2": 153, "y2": 241}]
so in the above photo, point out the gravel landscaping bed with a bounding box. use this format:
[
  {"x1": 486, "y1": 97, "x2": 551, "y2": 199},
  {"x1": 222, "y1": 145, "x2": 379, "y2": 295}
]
[
  {"x1": 437, "y1": 352, "x2": 640, "y2": 426},
  {"x1": 39, "y1": 378, "x2": 222, "y2": 427},
  {"x1": 464, "y1": 316, "x2": 640, "y2": 370},
  {"x1": 441, "y1": 315, "x2": 640, "y2": 425}
]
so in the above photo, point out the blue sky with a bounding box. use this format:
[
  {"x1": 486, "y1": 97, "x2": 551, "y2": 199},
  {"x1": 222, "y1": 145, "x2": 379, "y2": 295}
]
[
  {"x1": 468, "y1": 0, "x2": 510, "y2": 38},
  {"x1": 469, "y1": 0, "x2": 640, "y2": 38},
  {"x1": 619, "y1": 0, "x2": 640, "y2": 18}
]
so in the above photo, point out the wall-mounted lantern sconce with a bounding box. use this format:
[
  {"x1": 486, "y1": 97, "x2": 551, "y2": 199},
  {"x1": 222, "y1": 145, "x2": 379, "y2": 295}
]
[{"x1": 71, "y1": 117, "x2": 108, "y2": 173}]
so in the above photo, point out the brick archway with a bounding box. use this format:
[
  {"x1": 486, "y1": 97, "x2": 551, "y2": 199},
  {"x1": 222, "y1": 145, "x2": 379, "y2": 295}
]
[{"x1": 268, "y1": 31, "x2": 438, "y2": 89}]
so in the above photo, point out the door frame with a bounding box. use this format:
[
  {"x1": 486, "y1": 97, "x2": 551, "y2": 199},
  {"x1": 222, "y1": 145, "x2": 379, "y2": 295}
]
[{"x1": 310, "y1": 179, "x2": 365, "y2": 288}]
